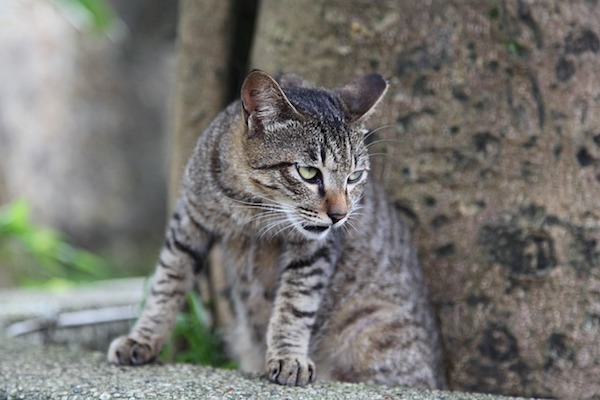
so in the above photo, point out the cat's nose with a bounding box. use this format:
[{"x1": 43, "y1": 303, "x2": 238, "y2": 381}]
[
  {"x1": 325, "y1": 192, "x2": 348, "y2": 224},
  {"x1": 327, "y1": 211, "x2": 347, "y2": 224}
]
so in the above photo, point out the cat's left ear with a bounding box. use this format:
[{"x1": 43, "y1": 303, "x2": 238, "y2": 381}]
[
  {"x1": 241, "y1": 70, "x2": 300, "y2": 137},
  {"x1": 336, "y1": 73, "x2": 388, "y2": 123}
]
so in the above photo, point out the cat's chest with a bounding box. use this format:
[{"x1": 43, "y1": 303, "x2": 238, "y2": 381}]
[{"x1": 222, "y1": 235, "x2": 283, "y2": 305}]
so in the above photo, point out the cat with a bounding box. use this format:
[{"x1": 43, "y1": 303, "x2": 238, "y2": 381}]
[{"x1": 107, "y1": 70, "x2": 446, "y2": 389}]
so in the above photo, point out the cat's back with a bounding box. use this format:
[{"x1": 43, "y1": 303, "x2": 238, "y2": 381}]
[{"x1": 188, "y1": 100, "x2": 244, "y2": 167}]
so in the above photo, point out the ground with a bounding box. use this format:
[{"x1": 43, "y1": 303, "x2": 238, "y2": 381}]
[{"x1": 0, "y1": 336, "x2": 523, "y2": 400}]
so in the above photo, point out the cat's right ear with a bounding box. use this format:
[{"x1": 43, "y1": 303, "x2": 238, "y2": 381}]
[
  {"x1": 241, "y1": 70, "x2": 299, "y2": 137},
  {"x1": 336, "y1": 73, "x2": 388, "y2": 123}
]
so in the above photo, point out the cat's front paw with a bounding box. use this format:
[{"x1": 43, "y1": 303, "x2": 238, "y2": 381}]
[
  {"x1": 107, "y1": 335, "x2": 157, "y2": 366},
  {"x1": 267, "y1": 355, "x2": 315, "y2": 386}
]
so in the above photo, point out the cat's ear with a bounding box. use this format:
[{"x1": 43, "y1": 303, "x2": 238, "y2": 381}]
[
  {"x1": 336, "y1": 73, "x2": 388, "y2": 123},
  {"x1": 241, "y1": 70, "x2": 300, "y2": 136}
]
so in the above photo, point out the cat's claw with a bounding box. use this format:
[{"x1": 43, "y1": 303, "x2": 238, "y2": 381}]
[
  {"x1": 267, "y1": 356, "x2": 315, "y2": 386},
  {"x1": 107, "y1": 335, "x2": 156, "y2": 366}
]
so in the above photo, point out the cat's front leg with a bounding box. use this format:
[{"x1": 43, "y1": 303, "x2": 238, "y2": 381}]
[
  {"x1": 108, "y1": 196, "x2": 213, "y2": 365},
  {"x1": 266, "y1": 245, "x2": 334, "y2": 386}
]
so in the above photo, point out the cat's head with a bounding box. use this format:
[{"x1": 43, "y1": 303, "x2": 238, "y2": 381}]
[{"x1": 239, "y1": 70, "x2": 387, "y2": 241}]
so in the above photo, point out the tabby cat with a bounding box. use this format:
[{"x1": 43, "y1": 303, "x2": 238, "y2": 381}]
[{"x1": 108, "y1": 70, "x2": 446, "y2": 389}]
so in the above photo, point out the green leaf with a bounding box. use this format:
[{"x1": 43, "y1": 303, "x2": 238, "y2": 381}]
[
  {"x1": 54, "y1": 0, "x2": 116, "y2": 34},
  {"x1": 0, "y1": 200, "x2": 31, "y2": 236},
  {"x1": 0, "y1": 200, "x2": 114, "y2": 286},
  {"x1": 74, "y1": 0, "x2": 114, "y2": 32},
  {"x1": 160, "y1": 293, "x2": 233, "y2": 368}
]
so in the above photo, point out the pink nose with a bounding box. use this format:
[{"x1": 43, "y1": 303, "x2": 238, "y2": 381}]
[{"x1": 325, "y1": 192, "x2": 348, "y2": 224}]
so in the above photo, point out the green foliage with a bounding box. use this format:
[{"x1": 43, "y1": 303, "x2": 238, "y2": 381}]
[
  {"x1": 1, "y1": 200, "x2": 230, "y2": 365},
  {"x1": 71, "y1": 0, "x2": 114, "y2": 32},
  {"x1": 0, "y1": 200, "x2": 114, "y2": 287},
  {"x1": 54, "y1": 0, "x2": 117, "y2": 35},
  {"x1": 160, "y1": 292, "x2": 236, "y2": 369}
]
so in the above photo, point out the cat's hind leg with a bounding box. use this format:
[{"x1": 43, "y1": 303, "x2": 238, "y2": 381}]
[{"x1": 313, "y1": 300, "x2": 445, "y2": 389}]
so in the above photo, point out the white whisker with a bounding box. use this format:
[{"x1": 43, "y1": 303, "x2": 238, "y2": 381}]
[
  {"x1": 271, "y1": 221, "x2": 296, "y2": 240},
  {"x1": 365, "y1": 138, "x2": 401, "y2": 149},
  {"x1": 364, "y1": 124, "x2": 395, "y2": 142},
  {"x1": 344, "y1": 218, "x2": 360, "y2": 235},
  {"x1": 261, "y1": 222, "x2": 293, "y2": 241},
  {"x1": 367, "y1": 152, "x2": 391, "y2": 158}
]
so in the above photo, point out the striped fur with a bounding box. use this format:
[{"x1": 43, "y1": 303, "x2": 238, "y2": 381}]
[{"x1": 107, "y1": 70, "x2": 446, "y2": 389}]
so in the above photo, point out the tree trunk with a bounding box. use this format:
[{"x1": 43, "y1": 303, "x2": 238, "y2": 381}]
[
  {"x1": 169, "y1": 0, "x2": 236, "y2": 208},
  {"x1": 251, "y1": 1, "x2": 600, "y2": 398}
]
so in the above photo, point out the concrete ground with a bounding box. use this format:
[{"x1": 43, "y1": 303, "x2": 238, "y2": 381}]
[{"x1": 0, "y1": 336, "x2": 527, "y2": 400}]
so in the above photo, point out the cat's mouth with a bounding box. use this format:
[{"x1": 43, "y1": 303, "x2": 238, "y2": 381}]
[
  {"x1": 298, "y1": 224, "x2": 331, "y2": 240},
  {"x1": 302, "y1": 224, "x2": 330, "y2": 234}
]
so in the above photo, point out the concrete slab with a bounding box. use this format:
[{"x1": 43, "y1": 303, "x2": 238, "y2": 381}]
[{"x1": 0, "y1": 336, "x2": 528, "y2": 400}]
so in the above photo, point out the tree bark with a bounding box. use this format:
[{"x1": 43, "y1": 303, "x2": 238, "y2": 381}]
[
  {"x1": 251, "y1": 1, "x2": 600, "y2": 398},
  {"x1": 169, "y1": 0, "x2": 235, "y2": 208}
]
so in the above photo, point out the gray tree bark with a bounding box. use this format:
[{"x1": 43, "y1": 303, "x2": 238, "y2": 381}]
[{"x1": 168, "y1": 0, "x2": 235, "y2": 207}]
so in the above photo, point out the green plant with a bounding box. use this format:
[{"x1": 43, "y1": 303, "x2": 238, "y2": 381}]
[
  {"x1": 0, "y1": 200, "x2": 114, "y2": 287},
  {"x1": 54, "y1": 0, "x2": 118, "y2": 36},
  {"x1": 160, "y1": 292, "x2": 236, "y2": 369}
]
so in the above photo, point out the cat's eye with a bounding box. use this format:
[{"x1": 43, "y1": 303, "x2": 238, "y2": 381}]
[
  {"x1": 297, "y1": 165, "x2": 320, "y2": 182},
  {"x1": 347, "y1": 170, "x2": 364, "y2": 184}
]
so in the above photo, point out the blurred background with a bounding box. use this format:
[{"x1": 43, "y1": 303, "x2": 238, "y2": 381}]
[
  {"x1": 0, "y1": 0, "x2": 180, "y2": 285},
  {"x1": 0, "y1": 0, "x2": 260, "y2": 286}
]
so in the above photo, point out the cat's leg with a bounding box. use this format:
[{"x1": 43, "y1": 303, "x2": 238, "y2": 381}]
[
  {"x1": 266, "y1": 245, "x2": 334, "y2": 387},
  {"x1": 315, "y1": 299, "x2": 445, "y2": 389},
  {"x1": 107, "y1": 196, "x2": 213, "y2": 365}
]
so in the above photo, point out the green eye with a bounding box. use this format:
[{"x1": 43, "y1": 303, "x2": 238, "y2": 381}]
[
  {"x1": 348, "y1": 170, "x2": 364, "y2": 183},
  {"x1": 297, "y1": 165, "x2": 320, "y2": 182}
]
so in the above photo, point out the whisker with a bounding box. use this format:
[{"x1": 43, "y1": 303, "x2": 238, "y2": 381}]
[
  {"x1": 229, "y1": 203, "x2": 284, "y2": 212},
  {"x1": 367, "y1": 152, "x2": 392, "y2": 158},
  {"x1": 347, "y1": 213, "x2": 364, "y2": 224},
  {"x1": 258, "y1": 216, "x2": 292, "y2": 241},
  {"x1": 344, "y1": 219, "x2": 360, "y2": 235},
  {"x1": 271, "y1": 222, "x2": 296, "y2": 240},
  {"x1": 224, "y1": 188, "x2": 290, "y2": 209},
  {"x1": 349, "y1": 208, "x2": 364, "y2": 218},
  {"x1": 264, "y1": 222, "x2": 294, "y2": 241},
  {"x1": 223, "y1": 190, "x2": 296, "y2": 231},
  {"x1": 365, "y1": 138, "x2": 401, "y2": 149},
  {"x1": 248, "y1": 212, "x2": 285, "y2": 226},
  {"x1": 364, "y1": 124, "x2": 395, "y2": 142}
]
